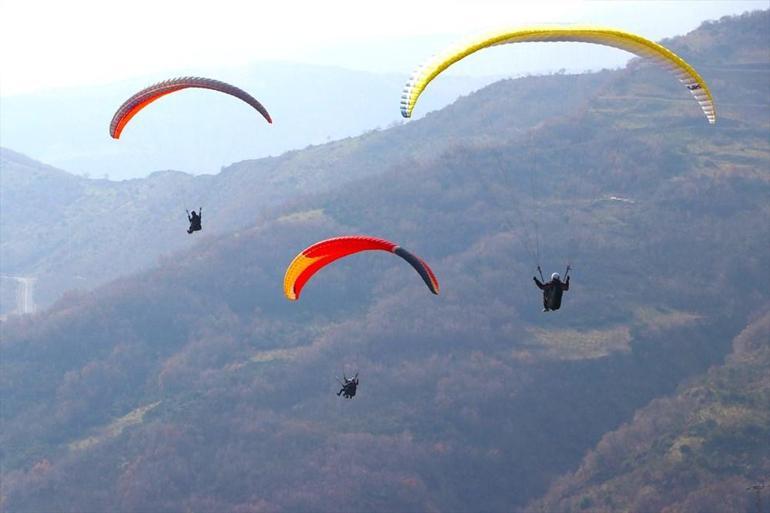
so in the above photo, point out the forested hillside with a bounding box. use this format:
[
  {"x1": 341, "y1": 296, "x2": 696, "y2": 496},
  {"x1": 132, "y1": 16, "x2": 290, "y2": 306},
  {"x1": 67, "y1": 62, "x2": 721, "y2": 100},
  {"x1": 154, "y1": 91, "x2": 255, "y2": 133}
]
[
  {"x1": 526, "y1": 308, "x2": 770, "y2": 513},
  {"x1": 0, "y1": 70, "x2": 606, "y2": 312},
  {"x1": 1, "y1": 10, "x2": 768, "y2": 513}
]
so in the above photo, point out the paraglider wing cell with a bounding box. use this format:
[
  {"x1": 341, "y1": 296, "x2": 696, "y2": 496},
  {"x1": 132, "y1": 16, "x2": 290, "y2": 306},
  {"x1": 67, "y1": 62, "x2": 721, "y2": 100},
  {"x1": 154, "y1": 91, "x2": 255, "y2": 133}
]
[
  {"x1": 283, "y1": 236, "x2": 440, "y2": 300},
  {"x1": 400, "y1": 26, "x2": 715, "y2": 124},
  {"x1": 110, "y1": 77, "x2": 272, "y2": 139}
]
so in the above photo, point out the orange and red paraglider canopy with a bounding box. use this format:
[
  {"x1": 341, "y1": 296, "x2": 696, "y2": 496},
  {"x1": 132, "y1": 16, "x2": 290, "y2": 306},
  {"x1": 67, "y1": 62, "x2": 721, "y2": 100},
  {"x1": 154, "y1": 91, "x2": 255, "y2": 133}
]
[
  {"x1": 110, "y1": 76, "x2": 272, "y2": 139},
  {"x1": 283, "y1": 235, "x2": 440, "y2": 301}
]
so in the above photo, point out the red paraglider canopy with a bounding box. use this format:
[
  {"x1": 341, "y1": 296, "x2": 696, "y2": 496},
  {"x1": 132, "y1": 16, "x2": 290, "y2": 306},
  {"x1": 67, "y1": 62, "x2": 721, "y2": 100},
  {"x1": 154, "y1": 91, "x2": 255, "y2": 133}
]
[
  {"x1": 110, "y1": 76, "x2": 272, "y2": 139},
  {"x1": 284, "y1": 235, "x2": 440, "y2": 300}
]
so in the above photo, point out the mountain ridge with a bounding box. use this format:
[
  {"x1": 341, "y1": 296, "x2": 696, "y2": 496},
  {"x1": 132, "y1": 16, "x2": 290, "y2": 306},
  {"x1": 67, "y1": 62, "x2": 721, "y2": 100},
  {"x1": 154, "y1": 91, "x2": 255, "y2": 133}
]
[
  {"x1": 1, "y1": 10, "x2": 768, "y2": 512},
  {"x1": 1, "y1": 69, "x2": 609, "y2": 313}
]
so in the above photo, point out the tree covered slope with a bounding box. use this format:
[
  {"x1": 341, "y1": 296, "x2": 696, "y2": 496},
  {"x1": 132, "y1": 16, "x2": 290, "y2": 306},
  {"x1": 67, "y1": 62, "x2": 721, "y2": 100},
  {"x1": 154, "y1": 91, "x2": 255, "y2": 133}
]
[{"x1": 1, "y1": 10, "x2": 768, "y2": 513}]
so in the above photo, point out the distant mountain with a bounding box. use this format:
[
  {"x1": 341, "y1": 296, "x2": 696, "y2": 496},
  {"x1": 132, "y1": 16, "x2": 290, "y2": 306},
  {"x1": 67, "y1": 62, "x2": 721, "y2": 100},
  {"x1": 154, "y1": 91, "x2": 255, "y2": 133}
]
[
  {"x1": 1, "y1": 70, "x2": 607, "y2": 313},
  {"x1": 0, "y1": 63, "x2": 498, "y2": 180},
  {"x1": 1, "y1": 10, "x2": 768, "y2": 513}
]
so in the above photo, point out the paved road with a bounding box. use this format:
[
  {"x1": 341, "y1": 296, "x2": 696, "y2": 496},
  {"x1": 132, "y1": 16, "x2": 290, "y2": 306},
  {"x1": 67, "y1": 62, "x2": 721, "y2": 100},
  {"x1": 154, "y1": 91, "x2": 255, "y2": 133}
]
[{"x1": 0, "y1": 275, "x2": 36, "y2": 315}]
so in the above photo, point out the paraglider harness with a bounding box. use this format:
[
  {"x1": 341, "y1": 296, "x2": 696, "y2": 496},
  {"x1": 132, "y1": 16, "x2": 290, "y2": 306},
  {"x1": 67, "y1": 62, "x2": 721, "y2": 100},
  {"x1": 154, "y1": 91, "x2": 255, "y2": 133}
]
[
  {"x1": 336, "y1": 372, "x2": 359, "y2": 399},
  {"x1": 186, "y1": 208, "x2": 202, "y2": 234},
  {"x1": 534, "y1": 264, "x2": 571, "y2": 312}
]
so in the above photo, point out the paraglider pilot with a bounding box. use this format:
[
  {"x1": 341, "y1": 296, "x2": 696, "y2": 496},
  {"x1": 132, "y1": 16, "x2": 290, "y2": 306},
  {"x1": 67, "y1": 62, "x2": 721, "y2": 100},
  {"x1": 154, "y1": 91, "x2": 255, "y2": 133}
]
[
  {"x1": 337, "y1": 373, "x2": 359, "y2": 399},
  {"x1": 186, "y1": 208, "x2": 202, "y2": 234},
  {"x1": 534, "y1": 267, "x2": 570, "y2": 312}
]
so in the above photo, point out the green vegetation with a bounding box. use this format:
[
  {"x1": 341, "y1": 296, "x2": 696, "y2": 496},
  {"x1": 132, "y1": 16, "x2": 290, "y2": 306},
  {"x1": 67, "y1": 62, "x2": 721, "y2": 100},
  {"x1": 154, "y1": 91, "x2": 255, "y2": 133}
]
[
  {"x1": 525, "y1": 326, "x2": 631, "y2": 360},
  {"x1": 527, "y1": 311, "x2": 770, "y2": 513}
]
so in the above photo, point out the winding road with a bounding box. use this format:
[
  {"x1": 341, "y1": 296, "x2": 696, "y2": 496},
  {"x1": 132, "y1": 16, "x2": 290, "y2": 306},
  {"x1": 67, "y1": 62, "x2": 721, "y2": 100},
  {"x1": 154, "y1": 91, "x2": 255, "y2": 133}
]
[{"x1": 0, "y1": 275, "x2": 37, "y2": 315}]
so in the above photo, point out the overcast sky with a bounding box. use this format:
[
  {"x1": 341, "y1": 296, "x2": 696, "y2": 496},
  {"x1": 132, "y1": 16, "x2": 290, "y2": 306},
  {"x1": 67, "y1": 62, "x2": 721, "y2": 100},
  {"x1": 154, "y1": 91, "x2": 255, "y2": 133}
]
[{"x1": 1, "y1": 0, "x2": 766, "y2": 96}]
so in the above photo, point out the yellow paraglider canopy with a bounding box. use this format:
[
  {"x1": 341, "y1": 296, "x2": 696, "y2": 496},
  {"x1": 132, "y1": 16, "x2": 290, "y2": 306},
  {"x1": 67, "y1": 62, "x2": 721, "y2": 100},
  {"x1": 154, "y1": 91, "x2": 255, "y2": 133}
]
[{"x1": 400, "y1": 26, "x2": 715, "y2": 124}]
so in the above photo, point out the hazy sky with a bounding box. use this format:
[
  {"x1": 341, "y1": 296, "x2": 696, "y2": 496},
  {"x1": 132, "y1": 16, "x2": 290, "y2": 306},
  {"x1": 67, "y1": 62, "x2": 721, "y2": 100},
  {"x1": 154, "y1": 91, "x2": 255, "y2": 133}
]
[{"x1": 0, "y1": 0, "x2": 765, "y2": 95}]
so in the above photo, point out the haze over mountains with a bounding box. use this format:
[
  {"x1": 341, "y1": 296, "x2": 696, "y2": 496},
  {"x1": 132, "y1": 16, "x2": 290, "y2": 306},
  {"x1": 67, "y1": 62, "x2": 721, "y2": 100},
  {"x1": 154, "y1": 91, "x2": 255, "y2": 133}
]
[
  {"x1": 1, "y1": 10, "x2": 769, "y2": 513},
  {"x1": 1, "y1": 69, "x2": 608, "y2": 313},
  {"x1": 1, "y1": 63, "x2": 499, "y2": 180}
]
